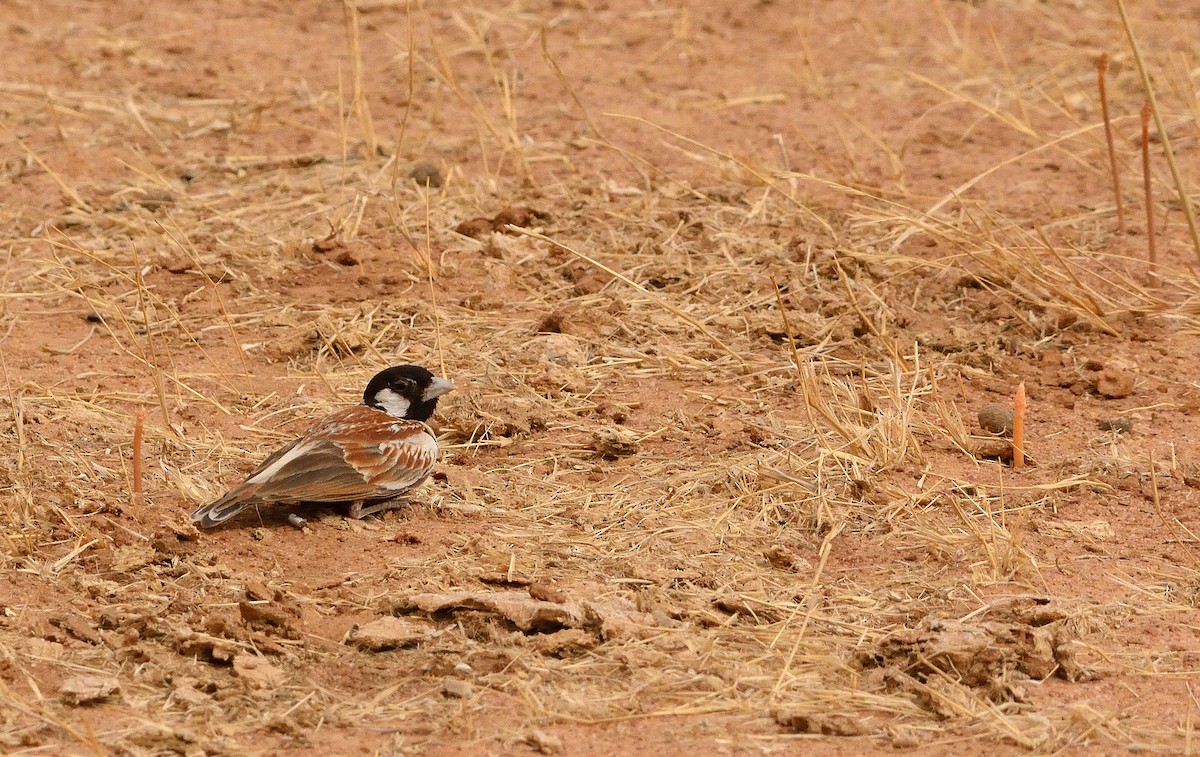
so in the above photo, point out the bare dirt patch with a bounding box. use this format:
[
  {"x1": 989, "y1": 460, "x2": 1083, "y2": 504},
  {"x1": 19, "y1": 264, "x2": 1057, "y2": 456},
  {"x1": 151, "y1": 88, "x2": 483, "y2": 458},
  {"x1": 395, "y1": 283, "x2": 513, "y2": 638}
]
[{"x1": 5, "y1": 0, "x2": 1200, "y2": 754}]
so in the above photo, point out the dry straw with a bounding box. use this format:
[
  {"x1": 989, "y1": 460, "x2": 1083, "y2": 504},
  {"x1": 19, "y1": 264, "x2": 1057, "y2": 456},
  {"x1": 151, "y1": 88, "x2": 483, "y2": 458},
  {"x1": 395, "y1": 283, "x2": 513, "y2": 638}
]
[{"x1": 3, "y1": 2, "x2": 1200, "y2": 754}]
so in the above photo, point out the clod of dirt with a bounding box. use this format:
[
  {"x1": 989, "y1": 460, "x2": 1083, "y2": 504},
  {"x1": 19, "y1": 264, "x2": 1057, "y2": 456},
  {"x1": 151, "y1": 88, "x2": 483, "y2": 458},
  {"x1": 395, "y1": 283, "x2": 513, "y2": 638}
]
[
  {"x1": 454, "y1": 217, "x2": 495, "y2": 238},
  {"x1": 1098, "y1": 417, "x2": 1133, "y2": 433},
  {"x1": 591, "y1": 427, "x2": 639, "y2": 458},
  {"x1": 713, "y1": 596, "x2": 783, "y2": 623},
  {"x1": 244, "y1": 581, "x2": 274, "y2": 602},
  {"x1": 49, "y1": 613, "x2": 103, "y2": 646},
  {"x1": 162, "y1": 257, "x2": 193, "y2": 274},
  {"x1": 238, "y1": 600, "x2": 293, "y2": 631},
  {"x1": 111, "y1": 544, "x2": 158, "y2": 572},
  {"x1": 409, "y1": 162, "x2": 443, "y2": 188},
  {"x1": 763, "y1": 545, "x2": 811, "y2": 571},
  {"x1": 978, "y1": 403, "x2": 1014, "y2": 437},
  {"x1": 772, "y1": 709, "x2": 869, "y2": 737},
  {"x1": 454, "y1": 206, "x2": 548, "y2": 238},
  {"x1": 972, "y1": 439, "x2": 1014, "y2": 464},
  {"x1": 858, "y1": 610, "x2": 1091, "y2": 713},
  {"x1": 334, "y1": 248, "x2": 360, "y2": 266},
  {"x1": 529, "y1": 628, "x2": 600, "y2": 657},
  {"x1": 176, "y1": 632, "x2": 236, "y2": 664},
  {"x1": 525, "y1": 729, "x2": 564, "y2": 754},
  {"x1": 479, "y1": 571, "x2": 532, "y2": 587},
  {"x1": 386, "y1": 590, "x2": 658, "y2": 641},
  {"x1": 118, "y1": 187, "x2": 175, "y2": 211},
  {"x1": 492, "y1": 205, "x2": 543, "y2": 229},
  {"x1": 391, "y1": 591, "x2": 581, "y2": 634},
  {"x1": 443, "y1": 678, "x2": 473, "y2": 699},
  {"x1": 232, "y1": 654, "x2": 285, "y2": 687},
  {"x1": 573, "y1": 270, "x2": 613, "y2": 295},
  {"x1": 169, "y1": 685, "x2": 211, "y2": 708},
  {"x1": 60, "y1": 675, "x2": 120, "y2": 705},
  {"x1": 347, "y1": 616, "x2": 435, "y2": 651},
  {"x1": 534, "y1": 333, "x2": 587, "y2": 366},
  {"x1": 461, "y1": 291, "x2": 505, "y2": 311},
  {"x1": 536, "y1": 307, "x2": 575, "y2": 335},
  {"x1": 529, "y1": 583, "x2": 567, "y2": 604},
  {"x1": 312, "y1": 235, "x2": 341, "y2": 253},
  {"x1": 1095, "y1": 367, "x2": 1134, "y2": 399}
]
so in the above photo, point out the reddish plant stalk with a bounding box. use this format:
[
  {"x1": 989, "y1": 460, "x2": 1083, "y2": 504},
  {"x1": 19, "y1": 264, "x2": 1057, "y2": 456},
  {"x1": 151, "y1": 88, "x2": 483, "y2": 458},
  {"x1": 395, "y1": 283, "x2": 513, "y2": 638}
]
[
  {"x1": 1012, "y1": 383, "x2": 1026, "y2": 470},
  {"x1": 1142, "y1": 100, "x2": 1157, "y2": 282},
  {"x1": 133, "y1": 408, "x2": 146, "y2": 497}
]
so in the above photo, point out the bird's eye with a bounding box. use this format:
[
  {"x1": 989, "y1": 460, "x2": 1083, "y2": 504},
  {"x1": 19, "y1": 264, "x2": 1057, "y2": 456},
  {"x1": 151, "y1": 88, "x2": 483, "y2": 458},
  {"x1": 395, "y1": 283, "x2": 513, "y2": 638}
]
[{"x1": 393, "y1": 378, "x2": 417, "y2": 394}]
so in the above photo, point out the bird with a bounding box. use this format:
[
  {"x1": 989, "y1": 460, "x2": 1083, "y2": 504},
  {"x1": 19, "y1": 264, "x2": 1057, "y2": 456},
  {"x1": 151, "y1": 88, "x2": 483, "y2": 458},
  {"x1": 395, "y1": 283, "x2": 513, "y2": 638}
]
[{"x1": 191, "y1": 364, "x2": 454, "y2": 528}]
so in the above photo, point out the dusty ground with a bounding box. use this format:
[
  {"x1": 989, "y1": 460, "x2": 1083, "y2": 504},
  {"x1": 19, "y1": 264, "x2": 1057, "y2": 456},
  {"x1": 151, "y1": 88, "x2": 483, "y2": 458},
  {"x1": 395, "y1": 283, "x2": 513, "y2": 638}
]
[{"x1": 5, "y1": 0, "x2": 1200, "y2": 754}]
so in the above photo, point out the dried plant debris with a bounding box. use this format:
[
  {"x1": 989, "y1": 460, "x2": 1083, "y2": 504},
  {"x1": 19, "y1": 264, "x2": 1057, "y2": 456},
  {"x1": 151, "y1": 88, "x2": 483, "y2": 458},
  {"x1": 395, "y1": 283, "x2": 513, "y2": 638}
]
[
  {"x1": 859, "y1": 600, "x2": 1096, "y2": 716},
  {"x1": 8, "y1": 0, "x2": 1200, "y2": 753}
]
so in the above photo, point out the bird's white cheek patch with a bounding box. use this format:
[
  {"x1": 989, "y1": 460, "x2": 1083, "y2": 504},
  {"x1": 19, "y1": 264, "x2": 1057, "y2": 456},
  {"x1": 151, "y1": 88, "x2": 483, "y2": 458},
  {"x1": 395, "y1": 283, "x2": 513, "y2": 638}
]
[
  {"x1": 374, "y1": 388, "x2": 411, "y2": 418},
  {"x1": 247, "y1": 441, "x2": 315, "y2": 484}
]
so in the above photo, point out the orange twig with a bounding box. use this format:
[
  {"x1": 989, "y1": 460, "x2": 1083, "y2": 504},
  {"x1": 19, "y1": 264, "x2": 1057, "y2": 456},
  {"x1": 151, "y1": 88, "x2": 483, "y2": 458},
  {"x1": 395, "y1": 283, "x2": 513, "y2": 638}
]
[
  {"x1": 1141, "y1": 100, "x2": 1157, "y2": 283},
  {"x1": 132, "y1": 408, "x2": 146, "y2": 497},
  {"x1": 1097, "y1": 54, "x2": 1124, "y2": 233},
  {"x1": 1012, "y1": 383, "x2": 1026, "y2": 470}
]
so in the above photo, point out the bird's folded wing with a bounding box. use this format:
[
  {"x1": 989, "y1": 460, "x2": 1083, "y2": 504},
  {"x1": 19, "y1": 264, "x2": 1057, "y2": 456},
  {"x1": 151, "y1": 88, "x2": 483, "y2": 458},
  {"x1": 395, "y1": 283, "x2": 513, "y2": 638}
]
[{"x1": 246, "y1": 432, "x2": 438, "y2": 503}]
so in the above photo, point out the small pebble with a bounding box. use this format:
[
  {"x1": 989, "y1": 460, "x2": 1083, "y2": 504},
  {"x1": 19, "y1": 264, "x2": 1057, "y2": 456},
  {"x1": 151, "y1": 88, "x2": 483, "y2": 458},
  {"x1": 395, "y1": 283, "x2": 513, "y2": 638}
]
[
  {"x1": 1096, "y1": 368, "x2": 1134, "y2": 399},
  {"x1": 60, "y1": 675, "x2": 120, "y2": 705},
  {"x1": 409, "y1": 162, "x2": 443, "y2": 188},
  {"x1": 977, "y1": 403, "x2": 1014, "y2": 437},
  {"x1": 443, "y1": 678, "x2": 472, "y2": 699},
  {"x1": 453, "y1": 662, "x2": 473, "y2": 674}
]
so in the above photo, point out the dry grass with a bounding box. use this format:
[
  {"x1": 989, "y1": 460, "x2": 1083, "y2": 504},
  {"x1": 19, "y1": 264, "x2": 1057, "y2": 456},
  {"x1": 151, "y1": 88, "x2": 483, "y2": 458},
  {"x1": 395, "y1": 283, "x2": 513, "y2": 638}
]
[{"x1": 4, "y1": 1, "x2": 1200, "y2": 754}]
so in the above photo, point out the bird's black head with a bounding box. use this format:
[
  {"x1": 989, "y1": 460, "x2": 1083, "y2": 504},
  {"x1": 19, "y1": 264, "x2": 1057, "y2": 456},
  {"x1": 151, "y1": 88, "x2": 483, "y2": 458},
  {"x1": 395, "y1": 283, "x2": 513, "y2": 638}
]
[{"x1": 363, "y1": 364, "x2": 455, "y2": 422}]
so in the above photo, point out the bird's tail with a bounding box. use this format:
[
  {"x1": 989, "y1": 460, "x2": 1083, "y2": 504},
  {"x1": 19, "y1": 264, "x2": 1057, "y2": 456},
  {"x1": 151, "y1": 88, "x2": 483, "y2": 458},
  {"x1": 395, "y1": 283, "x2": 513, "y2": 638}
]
[{"x1": 190, "y1": 484, "x2": 260, "y2": 528}]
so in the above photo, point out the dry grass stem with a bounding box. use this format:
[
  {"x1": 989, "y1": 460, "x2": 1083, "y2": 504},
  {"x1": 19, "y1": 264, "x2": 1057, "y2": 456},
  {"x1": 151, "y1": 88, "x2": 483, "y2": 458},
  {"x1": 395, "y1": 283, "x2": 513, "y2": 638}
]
[
  {"x1": 1096, "y1": 53, "x2": 1125, "y2": 233},
  {"x1": 1141, "y1": 100, "x2": 1158, "y2": 283}
]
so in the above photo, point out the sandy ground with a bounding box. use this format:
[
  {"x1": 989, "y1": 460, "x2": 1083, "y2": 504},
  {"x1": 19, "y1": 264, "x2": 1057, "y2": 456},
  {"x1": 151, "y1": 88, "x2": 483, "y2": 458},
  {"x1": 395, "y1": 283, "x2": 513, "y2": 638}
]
[{"x1": 5, "y1": 0, "x2": 1200, "y2": 754}]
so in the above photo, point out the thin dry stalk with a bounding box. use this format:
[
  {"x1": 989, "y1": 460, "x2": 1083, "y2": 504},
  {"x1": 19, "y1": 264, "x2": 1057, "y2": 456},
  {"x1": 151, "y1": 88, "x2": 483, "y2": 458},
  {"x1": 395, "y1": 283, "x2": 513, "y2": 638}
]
[
  {"x1": 132, "y1": 408, "x2": 146, "y2": 498},
  {"x1": 1096, "y1": 53, "x2": 1125, "y2": 233},
  {"x1": 1141, "y1": 100, "x2": 1158, "y2": 283},
  {"x1": 770, "y1": 277, "x2": 802, "y2": 374},
  {"x1": 1012, "y1": 382, "x2": 1026, "y2": 470},
  {"x1": 343, "y1": 0, "x2": 378, "y2": 156}
]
